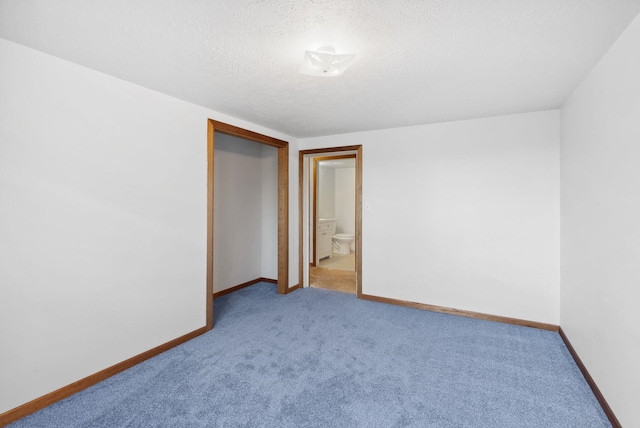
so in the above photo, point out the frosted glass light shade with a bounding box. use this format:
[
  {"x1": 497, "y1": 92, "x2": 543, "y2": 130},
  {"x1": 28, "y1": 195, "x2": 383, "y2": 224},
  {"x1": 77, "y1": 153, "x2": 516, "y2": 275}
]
[{"x1": 299, "y1": 47, "x2": 355, "y2": 77}]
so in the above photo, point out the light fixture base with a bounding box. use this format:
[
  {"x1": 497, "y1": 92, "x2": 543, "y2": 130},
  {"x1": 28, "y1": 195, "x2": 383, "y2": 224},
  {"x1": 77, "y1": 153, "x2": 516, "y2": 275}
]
[{"x1": 299, "y1": 47, "x2": 355, "y2": 77}]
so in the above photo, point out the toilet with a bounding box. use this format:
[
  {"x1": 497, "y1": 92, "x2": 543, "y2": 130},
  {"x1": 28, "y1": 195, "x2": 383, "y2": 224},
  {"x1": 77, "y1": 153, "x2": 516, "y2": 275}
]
[{"x1": 332, "y1": 233, "x2": 355, "y2": 254}]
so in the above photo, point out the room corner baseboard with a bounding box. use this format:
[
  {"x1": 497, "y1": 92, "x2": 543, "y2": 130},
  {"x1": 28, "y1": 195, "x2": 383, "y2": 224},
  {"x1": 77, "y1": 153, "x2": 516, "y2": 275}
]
[
  {"x1": 359, "y1": 294, "x2": 559, "y2": 332},
  {"x1": 558, "y1": 327, "x2": 621, "y2": 428},
  {"x1": 212, "y1": 277, "x2": 277, "y2": 299},
  {"x1": 0, "y1": 326, "x2": 208, "y2": 427}
]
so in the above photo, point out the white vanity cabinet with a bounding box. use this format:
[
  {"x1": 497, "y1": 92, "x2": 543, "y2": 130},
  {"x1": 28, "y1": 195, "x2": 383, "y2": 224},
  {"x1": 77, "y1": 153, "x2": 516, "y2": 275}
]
[{"x1": 316, "y1": 218, "x2": 336, "y2": 263}]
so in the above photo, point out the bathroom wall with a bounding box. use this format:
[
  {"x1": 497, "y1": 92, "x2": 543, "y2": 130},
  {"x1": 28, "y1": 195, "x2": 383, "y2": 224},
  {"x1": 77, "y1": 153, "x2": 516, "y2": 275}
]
[
  {"x1": 560, "y1": 12, "x2": 640, "y2": 427},
  {"x1": 299, "y1": 110, "x2": 560, "y2": 325},
  {"x1": 214, "y1": 133, "x2": 278, "y2": 291},
  {"x1": 335, "y1": 167, "x2": 356, "y2": 235},
  {"x1": 317, "y1": 164, "x2": 335, "y2": 219},
  {"x1": 0, "y1": 38, "x2": 297, "y2": 415}
]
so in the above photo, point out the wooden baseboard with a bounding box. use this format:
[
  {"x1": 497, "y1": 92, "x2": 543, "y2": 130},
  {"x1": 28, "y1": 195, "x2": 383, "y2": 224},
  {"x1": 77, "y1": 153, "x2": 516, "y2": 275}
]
[
  {"x1": 212, "y1": 277, "x2": 277, "y2": 298},
  {"x1": 285, "y1": 283, "x2": 300, "y2": 294},
  {"x1": 558, "y1": 327, "x2": 621, "y2": 427},
  {"x1": 0, "y1": 326, "x2": 207, "y2": 426},
  {"x1": 359, "y1": 294, "x2": 559, "y2": 332}
]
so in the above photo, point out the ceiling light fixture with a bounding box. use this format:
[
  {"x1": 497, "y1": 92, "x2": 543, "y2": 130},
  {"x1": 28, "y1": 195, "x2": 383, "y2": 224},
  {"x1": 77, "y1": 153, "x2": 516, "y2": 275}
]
[{"x1": 299, "y1": 47, "x2": 355, "y2": 77}]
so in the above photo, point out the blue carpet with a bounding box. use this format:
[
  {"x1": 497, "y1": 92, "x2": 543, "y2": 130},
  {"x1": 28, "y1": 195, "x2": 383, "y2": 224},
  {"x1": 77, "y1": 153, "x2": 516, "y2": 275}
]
[{"x1": 10, "y1": 283, "x2": 610, "y2": 427}]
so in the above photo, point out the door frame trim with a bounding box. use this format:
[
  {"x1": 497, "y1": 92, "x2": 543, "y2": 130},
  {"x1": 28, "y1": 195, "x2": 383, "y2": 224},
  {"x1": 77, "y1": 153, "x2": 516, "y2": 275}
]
[
  {"x1": 207, "y1": 119, "x2": 289, "y2": 330},
  {"x1": 298, "y1": 145, "x2": 362, "y2": 297}
]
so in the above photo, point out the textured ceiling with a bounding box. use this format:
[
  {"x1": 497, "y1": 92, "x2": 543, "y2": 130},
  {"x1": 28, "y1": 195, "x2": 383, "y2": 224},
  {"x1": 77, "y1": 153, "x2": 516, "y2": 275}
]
[{"x1": 1, "y1": 1, "x2": 639, "y2": 138}]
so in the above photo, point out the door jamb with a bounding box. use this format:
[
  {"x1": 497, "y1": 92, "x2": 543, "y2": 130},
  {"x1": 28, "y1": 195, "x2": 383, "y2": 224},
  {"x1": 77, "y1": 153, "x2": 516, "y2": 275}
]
[
  {"x1": 311, "y1": 154, "x2": 357, "y2": 266},
  {"x1": 207, "y1": 119, "x2": 289, "y2": 330}
]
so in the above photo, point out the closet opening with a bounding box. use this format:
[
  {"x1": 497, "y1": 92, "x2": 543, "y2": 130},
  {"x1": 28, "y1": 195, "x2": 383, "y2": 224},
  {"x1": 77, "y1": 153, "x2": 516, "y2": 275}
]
[{"x1": 206, "y1": 120, "x2": 289, "y2": 330}]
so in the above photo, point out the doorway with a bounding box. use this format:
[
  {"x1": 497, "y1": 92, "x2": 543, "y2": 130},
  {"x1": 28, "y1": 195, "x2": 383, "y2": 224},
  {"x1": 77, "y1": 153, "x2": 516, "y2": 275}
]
[
  {"x1": 298, "y1": 146, "x2": 363, "y2": 297},
  {"x1": 206, "y1": 120, "x2": 290, "y2": 330},
  {"x1": 311, "y1": 155, "x2": 357, "y2": 293}
]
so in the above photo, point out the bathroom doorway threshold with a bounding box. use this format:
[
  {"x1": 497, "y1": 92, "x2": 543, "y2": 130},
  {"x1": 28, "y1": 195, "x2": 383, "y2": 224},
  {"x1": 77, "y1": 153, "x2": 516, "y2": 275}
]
[{"x1": 309, "y1": 266, "x2": 356, "y2": 294}]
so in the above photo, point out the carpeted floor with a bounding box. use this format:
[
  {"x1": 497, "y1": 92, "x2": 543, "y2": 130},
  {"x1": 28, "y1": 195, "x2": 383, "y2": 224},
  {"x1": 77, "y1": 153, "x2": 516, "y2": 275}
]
[{"x1": 10, "y1": 283, "x2": 610, "y2": 427}]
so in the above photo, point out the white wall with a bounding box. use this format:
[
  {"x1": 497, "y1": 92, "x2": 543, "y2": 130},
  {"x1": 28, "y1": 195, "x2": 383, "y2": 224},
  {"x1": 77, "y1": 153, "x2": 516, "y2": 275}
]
[
  {"x1": 317, "y1": 165, "x2": 335, "y2": 219},
  {"x1": 560, "y1": 13, "x2": 640, "y2": 427},
  {"x1": 260, "y1": 145, "x2": 278, "y2": 279},
  {"x1": 300, "y1": 110, "x2": 560, "y2": 324},
  {"x1": 214, "y1": 133, "x2": 275, "y2": 291},
  {"x1": 0, "y1": 38, "x2": 296, "y2": 414},
  {"x1": 335, "y1": 167, "x2": 356, "y2": 235}
]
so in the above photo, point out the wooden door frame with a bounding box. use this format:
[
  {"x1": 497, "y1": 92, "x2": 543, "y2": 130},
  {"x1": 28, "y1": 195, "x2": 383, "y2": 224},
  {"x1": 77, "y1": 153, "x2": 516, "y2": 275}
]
[
  {"x1": 298, "y1": 145, "x2": 363, "y2": 297},
  {"x1": 311, "y1": 154, "x2": 357, "y2": 266},
  {"x1": 207, "y1": 119, "x2": 289, "y2": 330}
]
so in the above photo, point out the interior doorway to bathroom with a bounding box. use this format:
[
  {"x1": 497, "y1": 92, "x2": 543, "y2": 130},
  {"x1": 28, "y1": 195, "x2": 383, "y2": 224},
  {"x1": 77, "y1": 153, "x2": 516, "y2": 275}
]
[
  {"x1": 298, "y1": 146, "x2": 362, "y2": 297},
  {"x1": 311, "y1": 155, "x2": 356, "y2": 293}
]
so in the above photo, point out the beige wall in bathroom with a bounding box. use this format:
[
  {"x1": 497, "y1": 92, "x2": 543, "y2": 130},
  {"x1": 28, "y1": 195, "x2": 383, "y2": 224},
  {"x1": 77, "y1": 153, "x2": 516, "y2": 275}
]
[
  {"x1": 317, "y1": 162, "x2": 355, "y2": 235},
  {"x1": 317, "y1": 164, "x2": 336, "y2": 219},
  {"x1": 335, "y1": 167, "x2": 356, "y2": 235}
]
